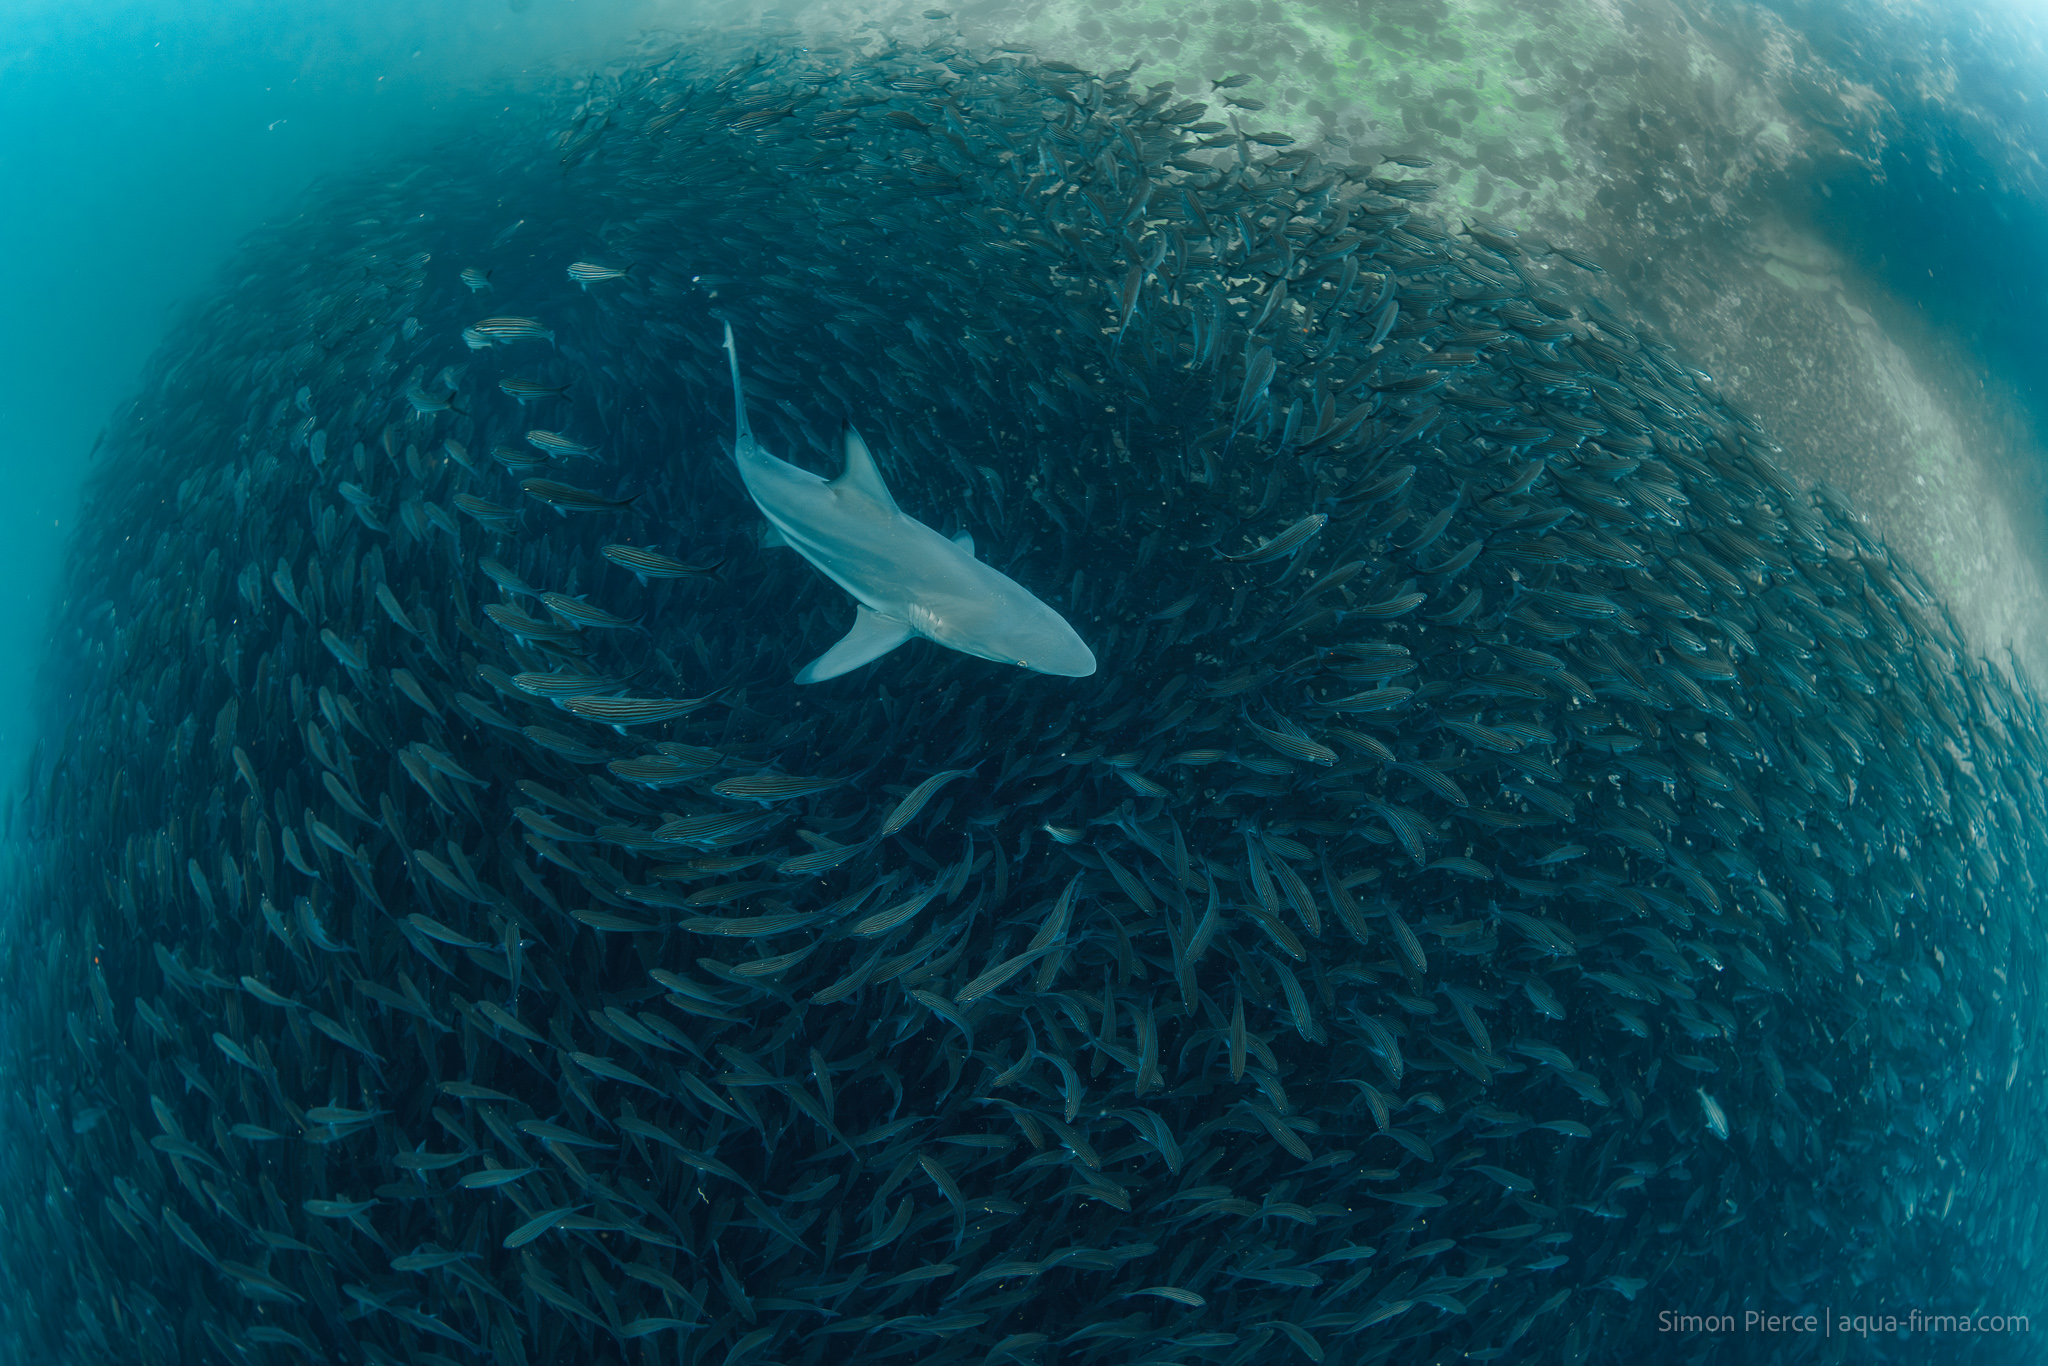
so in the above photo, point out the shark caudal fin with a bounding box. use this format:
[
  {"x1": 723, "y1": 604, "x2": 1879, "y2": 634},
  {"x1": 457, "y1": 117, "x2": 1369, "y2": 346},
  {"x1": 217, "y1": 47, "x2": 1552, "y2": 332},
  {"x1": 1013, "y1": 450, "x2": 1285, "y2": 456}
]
[{"x1": 721, "y1": 322, "x2": 752, "y2": 449}]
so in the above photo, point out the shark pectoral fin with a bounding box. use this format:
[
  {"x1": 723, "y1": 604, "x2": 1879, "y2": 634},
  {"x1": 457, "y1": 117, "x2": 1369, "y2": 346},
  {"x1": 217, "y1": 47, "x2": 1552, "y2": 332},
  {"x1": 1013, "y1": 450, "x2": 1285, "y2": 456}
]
[
  {"x1": 951, "y1": 529, "x2": 975, "y2": 554},
  {"x1": 832, "y1": 422, "x2": 900, "y2": 511},
  {"x1": 795, "y1": 606, "x2": 915, "y2": 684},
  {"x1": 757, "y1": 524, "x2": 789, "y2": 549}
]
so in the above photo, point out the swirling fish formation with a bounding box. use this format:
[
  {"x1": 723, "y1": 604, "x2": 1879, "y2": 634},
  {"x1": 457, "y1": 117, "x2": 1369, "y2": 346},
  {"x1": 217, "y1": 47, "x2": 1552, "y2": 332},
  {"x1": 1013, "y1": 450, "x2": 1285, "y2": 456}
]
[{"x1": 0, "y1": 27, "x2": 2041, "y2": 1366}]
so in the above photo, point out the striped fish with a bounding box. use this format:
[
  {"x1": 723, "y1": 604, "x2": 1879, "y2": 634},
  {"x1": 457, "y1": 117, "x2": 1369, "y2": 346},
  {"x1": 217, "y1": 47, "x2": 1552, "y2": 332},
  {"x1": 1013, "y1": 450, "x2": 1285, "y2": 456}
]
[
  {"x1": 389, "y1": 668, "x2": 439, "y2": 717},
  {"x1": 567, "y1": 261, "x2": 631, "y2": 286},
  {"x1": 570, "y1": 1051, "x2": 660, "y2": 1090},
  {"x1": 405, "y1": 383, "x2": 460, "y2": 416},
  {"x1": 489, "y1": 443, "x2": 549, "y2": 475},
  {"x1": 452, "y1": 493, "x2": 518, "y2": 532},
  {"x1": 1343, "y1": 591, "x2": 1429, "y2": 621},
  {"x1": 412, "y1": 743, "x2": 485, "y2": 785},
  {"x1": 459, "y1": 267, "x2": 492, "y2": 292},
  {"x1": 521, "y1": 727, "x2": 611, "y2": 762},
  {"x1": 1392, "y1": 760, "x2": 1469, "y2": 807},
  {"x1": 510, "y1": 670, "x2": 618, "y2": 698},
  {"x1": 654, "y1": 809, "x2": 782, "y2": 845},
  {"x1": 608, "y1": 755, "x2": 714, "y2": 788},
  {"x1": 481, "y1": 604, "x2": 585, "y2": 644},
  {"x1": 212, "y1": 1032, "x2": 266, "y2": 1073},
  {"x1": 520, "y1": 478, "x2": 637, "y2": 514},
  {"x1": 407, "y1": 914, "x2": 489, "y2": 950},
  {"x1": 602, "y1": 543, "x2": 723, "y2": 581},
  {"x1": 776, "y1": 842, "x2": 869, "y2": 875},
  {"x1": 1126, "y1": 1287, "x2": 1206, "y2": 1308},
  {"x1": 319, "y1": 629, "x2": 369, "y2": 672},
  {"x1": 1216, "y1": 511, "x2": 1328, "y2": 564},
  {"x1": 1324, "y1": 685, "x2": 1415, "y2": 712},
  {"x1": 525, "y1": 430, "x2": 598, "y2": 459},
  {"x1": 512, "y1": 806, "x2": 591, "y2": 843},
  {"x1": 1242, "y1": 710, "x2": 1336, "y2": 765},
  {"x1": 540, "y1": 593, "x2": 639, "y2": 630},
  {"x1": 270, "y1": 559, "x2": 309, "y2": 621},
  {"x1": 710, "y1": 773, "x2": 843, "y2": 802},
  {"x1": 421, "y1": 500, "x2": 460, "y2": 539},
  {"x1": 502, "y1": 1206, "x2": 584, "y2": 1250},
  {"x1": 374, "y1": 584, "x2": 422, "y2": 638},
  {"x1": 499, "y1": 377, "x2": 571, "y2": 404},
  {"x1": 880, "y1": 768, "x2": 972, "y2": 836},
  {"x1": 477, "y1": 558, "x2": 538, "y2": 598},
  {"x1": 563, "y1": 694, "x2": 718, "y2": 730},
  {"x1": 466, "y1": 316, "x2": 554, "y2": 345},
  {"x1": 1440, "y1": 716, "x2": 1525, "y2": 753}
]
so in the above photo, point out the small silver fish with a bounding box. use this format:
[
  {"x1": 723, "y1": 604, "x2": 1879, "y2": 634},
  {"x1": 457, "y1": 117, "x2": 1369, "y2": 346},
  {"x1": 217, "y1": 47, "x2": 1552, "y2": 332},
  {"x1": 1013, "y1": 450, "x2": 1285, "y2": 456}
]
[
  {"x1": 405, "y1": 384, "x2": 461, "y2": 417},
  {"x1": 525, "y1": 430, "x2": 598, "y2": 459},
  {"x1": 466, "y1": 316, "x2": 554, "y2": 346},
  {"x1": 519, "y1": 478, "x2": 636, "y2": 514},
  {"x1": 540, "y1": 592, "x2": 641, "y2": 630},
  {"x1": 482, "y1": 604, "x2": 584, "y2": 644},
  {"x1": 510, "y1": 670, "x2": 618, "y2": 698},
  {"x1": 563, "y1": 694, "x2": 718, "y2": 729},
  {"x1": 1216, "y1": 512, "x2": 1327, "y2": 564},
  {"x1": 566, "y1": 260, "x2": 631, "y2": 287},
  {"x1": 499, "y1": 377, "x2": 571, "y2": 404},
  {"x1": 453, "y1": 493, "x2": 519, "y2": 532},
  {"x1": 601, "y1": 543, "x2": 722, "y2": 581}
]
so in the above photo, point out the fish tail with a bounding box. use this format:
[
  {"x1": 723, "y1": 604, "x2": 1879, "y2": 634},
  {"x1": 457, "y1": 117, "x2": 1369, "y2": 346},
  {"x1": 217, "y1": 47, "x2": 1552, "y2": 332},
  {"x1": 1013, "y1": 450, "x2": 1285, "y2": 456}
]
[{"x1": 722, "y1": 323, "x2": 752, "y2": 448}]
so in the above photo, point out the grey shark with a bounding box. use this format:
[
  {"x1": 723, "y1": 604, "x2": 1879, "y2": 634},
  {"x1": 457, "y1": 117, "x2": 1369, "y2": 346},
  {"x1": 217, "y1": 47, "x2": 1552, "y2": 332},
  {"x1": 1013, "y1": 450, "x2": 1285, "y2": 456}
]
[{"x1": 721, "y1": 323, "x2": 1096, "y2": 684}]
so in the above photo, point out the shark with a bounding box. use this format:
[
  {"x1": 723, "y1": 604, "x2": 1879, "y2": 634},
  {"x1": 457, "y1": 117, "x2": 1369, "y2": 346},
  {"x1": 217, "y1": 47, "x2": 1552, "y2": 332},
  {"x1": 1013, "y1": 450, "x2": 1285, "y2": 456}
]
[{"x1": 720, "y1": 324, "x2": 1096, "y2": 685}]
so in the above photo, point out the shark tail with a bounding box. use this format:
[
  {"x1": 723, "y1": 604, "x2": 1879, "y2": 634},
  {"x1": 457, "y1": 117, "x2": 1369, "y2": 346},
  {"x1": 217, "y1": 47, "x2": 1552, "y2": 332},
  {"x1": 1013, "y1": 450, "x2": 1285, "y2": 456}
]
[{"x1": 721, "y1": 322, "x2": 751, "y2": 448}]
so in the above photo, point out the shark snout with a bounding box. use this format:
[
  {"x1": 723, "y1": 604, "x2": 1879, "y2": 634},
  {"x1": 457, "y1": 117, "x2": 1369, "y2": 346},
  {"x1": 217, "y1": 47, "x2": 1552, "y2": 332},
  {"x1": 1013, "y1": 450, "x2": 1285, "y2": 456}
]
[
  {"x1": 1028, "y1": 632, "x2": 1097, "y2": 678},
  {"x1": 1000, "y1": 610, "x2": 1096, "y2": 677}
]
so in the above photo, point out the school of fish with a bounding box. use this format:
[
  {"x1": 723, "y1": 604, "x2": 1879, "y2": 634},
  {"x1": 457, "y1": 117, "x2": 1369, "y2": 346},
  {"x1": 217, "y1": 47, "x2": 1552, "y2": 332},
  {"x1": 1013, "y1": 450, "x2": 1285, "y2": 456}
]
[{"x1": 0, "y1": 26, "x2": 2040, "y2": 1366}]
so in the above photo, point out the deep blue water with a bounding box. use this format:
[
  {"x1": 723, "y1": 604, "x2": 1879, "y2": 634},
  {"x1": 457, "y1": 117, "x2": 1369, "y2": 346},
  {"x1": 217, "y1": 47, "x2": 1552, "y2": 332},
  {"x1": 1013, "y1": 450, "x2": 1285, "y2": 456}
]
[
  {"x1": 0, "y1": 0, "x2": 661, "y2": 783},
  {"x1": 1764, "y1": 0, "x2": 2048, "y2": 454}
]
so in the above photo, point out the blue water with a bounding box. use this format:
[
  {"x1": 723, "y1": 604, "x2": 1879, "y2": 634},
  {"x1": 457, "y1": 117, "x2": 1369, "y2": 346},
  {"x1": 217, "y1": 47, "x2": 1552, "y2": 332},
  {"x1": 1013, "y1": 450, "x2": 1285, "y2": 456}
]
[
  {"x1": 1764, "y1": 0, "x2": 2048, "y2": 451},
  {"x1": 0, "y1": 0, "x2": 661, "y2": 781}
]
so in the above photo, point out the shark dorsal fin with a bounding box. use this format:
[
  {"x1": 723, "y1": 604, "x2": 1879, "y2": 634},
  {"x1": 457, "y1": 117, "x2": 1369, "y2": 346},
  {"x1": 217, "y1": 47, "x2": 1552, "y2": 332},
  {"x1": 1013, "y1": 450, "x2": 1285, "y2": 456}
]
[
  {"x1": 952, "y1": 529, "x2": 975, "y2": 555},
  {"x1": 833, "y1": 423, "x2": 898, "y2": 511}
]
